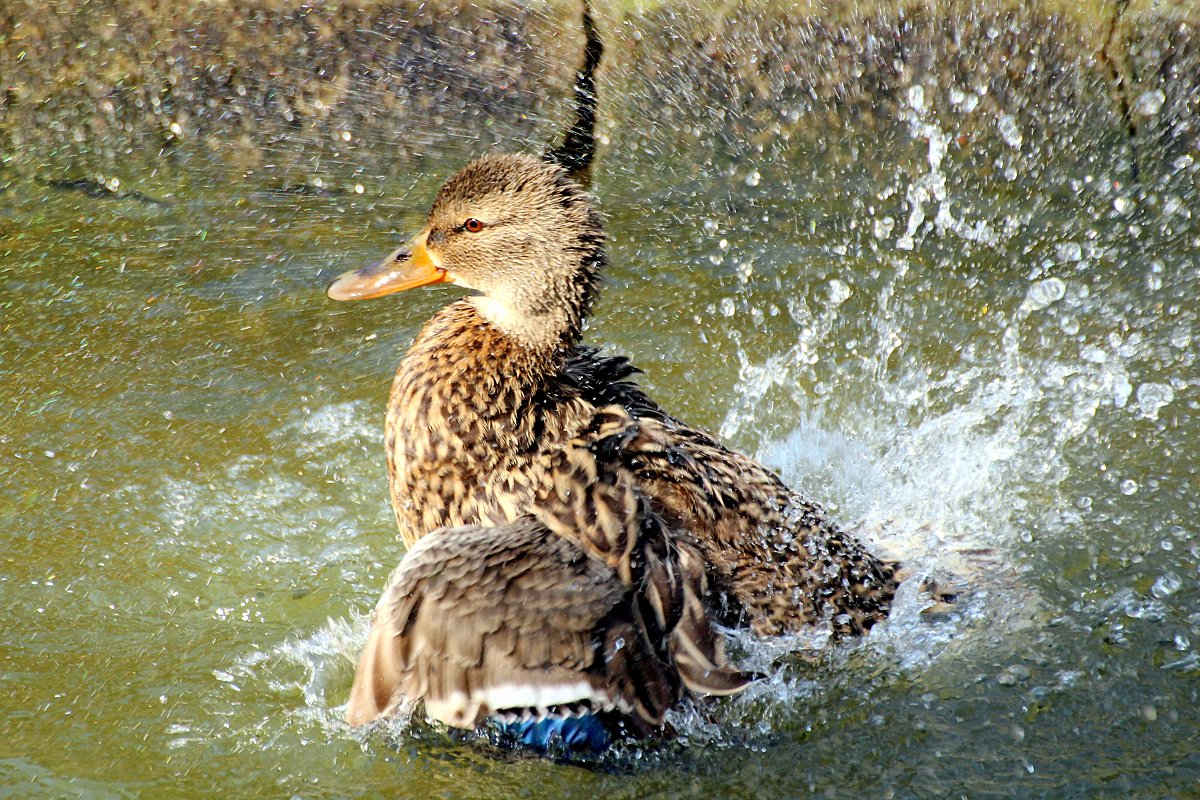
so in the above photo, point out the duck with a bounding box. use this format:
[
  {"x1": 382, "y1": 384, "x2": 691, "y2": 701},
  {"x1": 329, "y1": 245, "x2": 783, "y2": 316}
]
[
  {"x1": 327, "y1": 151, "x2": 900, "y2": 748},
  {"x1": 343, "y1": 404, "x2": 756, "y2": 749}
]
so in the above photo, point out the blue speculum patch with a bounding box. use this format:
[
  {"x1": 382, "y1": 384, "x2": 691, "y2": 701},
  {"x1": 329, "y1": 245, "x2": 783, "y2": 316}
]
[{"x1": 496, "y1": 714, "x2": 613, "y2": 753}]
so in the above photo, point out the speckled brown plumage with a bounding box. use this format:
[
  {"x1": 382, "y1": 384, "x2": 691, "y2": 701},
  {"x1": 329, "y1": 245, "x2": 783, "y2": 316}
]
[
  {"x1": 329, "y1": 152, "x2": 899, "y2": 730},
  {"x1": 347, "y1": 407, "x2": 753, "y2": 729}
]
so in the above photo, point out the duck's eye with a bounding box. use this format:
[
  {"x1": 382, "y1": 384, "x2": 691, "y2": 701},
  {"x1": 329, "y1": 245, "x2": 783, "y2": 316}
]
[{"x1": 463, "y1": 218, "x2": 486, "y2": 233}]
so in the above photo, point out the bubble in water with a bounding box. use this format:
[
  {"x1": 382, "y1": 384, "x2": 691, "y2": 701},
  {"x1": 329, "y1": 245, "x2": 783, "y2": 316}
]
[
  {"x1": 1135, "y1": 89, "x2": 1166, "y2": 117},
  {"x1": 744, "y1": 170, "x2": 761, "y2": 187},
  {"x1": 1119, "y1": 478, "x2": 1138, "y2": 496},
  {"x1": 1136, "y1": 382, "x2": 1175, "y2": 420},
  {"x1": 719, "y1": 297, "x2": 736, "y2": 317}
]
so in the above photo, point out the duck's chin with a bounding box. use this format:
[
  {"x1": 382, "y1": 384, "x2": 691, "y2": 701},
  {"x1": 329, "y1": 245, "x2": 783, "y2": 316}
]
[{"x1": 469, "y1": 295, "x2": 575, "y2": 352}]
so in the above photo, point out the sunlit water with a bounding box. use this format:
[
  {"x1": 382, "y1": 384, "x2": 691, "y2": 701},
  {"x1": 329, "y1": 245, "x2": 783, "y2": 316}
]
[{"x1": 3, "y1": 5, "x2": 1199, "y2": 798}]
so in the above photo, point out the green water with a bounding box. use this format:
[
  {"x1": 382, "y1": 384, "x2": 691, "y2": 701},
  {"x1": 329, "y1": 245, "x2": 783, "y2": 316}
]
[{"x1": 3, "y1": 11, "x2": 1200, "y2": 799}]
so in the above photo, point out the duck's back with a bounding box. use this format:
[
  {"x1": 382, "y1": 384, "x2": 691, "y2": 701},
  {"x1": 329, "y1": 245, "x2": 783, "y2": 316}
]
[
  {"x1": 387, "y1": 303, "x2": 896, "y2": 637},
  {"x1": 563, "y1": 347, "x2": 899, "y2": 637}
]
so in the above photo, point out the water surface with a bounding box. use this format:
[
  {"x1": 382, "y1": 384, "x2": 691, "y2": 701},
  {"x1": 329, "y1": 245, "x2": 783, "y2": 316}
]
[{"x1": 2, "y1": 5, "x2": 1198, "y2": 798}]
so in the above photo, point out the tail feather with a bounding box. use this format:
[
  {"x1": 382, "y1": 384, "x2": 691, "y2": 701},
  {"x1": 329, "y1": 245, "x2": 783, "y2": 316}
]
[{"x1": 545, "y1": 0, "x2": 603, "y2": 186}]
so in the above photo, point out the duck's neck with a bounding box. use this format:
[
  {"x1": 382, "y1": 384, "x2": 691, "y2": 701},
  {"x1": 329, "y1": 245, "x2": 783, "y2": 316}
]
[
  {"x1": 385, "y1": 299, "x2": 591, "y2": 547},
  {"x1": 459, "y1": 239, "x2": 603, "y2": 351},
  {"x1": 467, "y1": 295, "x2": 582, "y2": 352}
]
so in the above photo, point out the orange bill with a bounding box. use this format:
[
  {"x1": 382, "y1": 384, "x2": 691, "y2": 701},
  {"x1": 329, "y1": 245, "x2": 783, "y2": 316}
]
[{"x1": 326, "y1": 232, "x2": 452, "y2": 301}]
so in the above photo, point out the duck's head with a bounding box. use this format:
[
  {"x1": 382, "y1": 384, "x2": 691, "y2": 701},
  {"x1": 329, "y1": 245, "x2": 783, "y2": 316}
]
[{"x1": 328, "y1": 153, "x2": 605, "y2": 349}]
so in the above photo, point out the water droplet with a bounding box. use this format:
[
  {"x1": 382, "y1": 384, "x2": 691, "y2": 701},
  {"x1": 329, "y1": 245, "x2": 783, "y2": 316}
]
[
  {"x1": 744, "y1": 170, "x2": 761, "y2": 187},
  {"x1": 1151, "y1": 572, "x2": 1181, "y2": 599},
  {"x1": 1055, "y1": 241, "x2": 1083, "y2": 262},
  {"x1": 997, "y1": 113, "x2": 1023, "y2": 149},
  {"x1": 1113, "y1": 375, "x2": 1132, "y2": 409},
  {"x1": 1134, "y1": 89, "x2": 1166, "y2": 117},
  {"x1": 997, "y1": 664, "x2": 1030, "y2": 686},
  {"x1": 1136, "y1": 382, "x2": 1174, "y2": 420},
  {"x1": 718, "y1": 298, "x2": 736, "y2": 317},
  {"x1": 1022, "y1": 277, "x2": 1066, "y2": 312},
  {"x1": 1119, "y1": 478, "x2": 1138, "y2": 496},
  {"x1": 907, "y1": 84, "x2": 926, "y2": 112},
  {"x1": 827, "y1": 279, "x2": 850, "y2": 306}
]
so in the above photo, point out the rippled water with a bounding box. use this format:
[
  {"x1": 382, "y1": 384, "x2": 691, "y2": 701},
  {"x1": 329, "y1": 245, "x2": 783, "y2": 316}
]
[{"x1": 3, "y1": 5, "x2": 1199, "y2": 798}]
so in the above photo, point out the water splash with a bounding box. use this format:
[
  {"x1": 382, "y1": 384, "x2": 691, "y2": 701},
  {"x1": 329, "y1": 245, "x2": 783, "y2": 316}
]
[{"x1": 895, "y1": 84, "x2": 1000, "y2": 251}]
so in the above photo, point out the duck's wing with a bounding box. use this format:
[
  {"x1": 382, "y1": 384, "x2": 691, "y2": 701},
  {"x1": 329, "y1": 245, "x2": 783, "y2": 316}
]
[
  {"x1": 346, "y1": 414, "x2": 754, "y2": 730},
  {"x1": 563, "y1": 347, "x2": 899, "y2": 636},
  {"x1": 345, "y1": 516, "x2": 673, "y2": 729},
  {"x1": 588, "y1": 410, "x2": 902, "y2": 638},
  {"x1": 528, "y1": 408, "x2": 756, "y2": 698}
]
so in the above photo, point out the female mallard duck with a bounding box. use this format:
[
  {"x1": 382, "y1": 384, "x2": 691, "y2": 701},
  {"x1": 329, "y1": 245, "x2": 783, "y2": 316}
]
[{"x1": 327, "y1": 153, "x2": 900, "y2": 747}]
